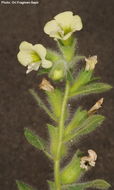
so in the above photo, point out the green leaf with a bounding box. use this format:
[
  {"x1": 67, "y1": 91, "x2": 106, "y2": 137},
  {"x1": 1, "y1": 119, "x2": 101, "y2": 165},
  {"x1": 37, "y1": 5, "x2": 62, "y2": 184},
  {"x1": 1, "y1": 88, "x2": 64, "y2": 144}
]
[
  {"x1": 70, "y1": 82, "x2": 112, "y2": 97},
  {"x1": 89, "y1": 76, "x2": 101, "y2": 83},
  {"x1": 61, "y1": 150, "x2": 85, "y2": 184},
  {"x1": 16, "y1": 180, "x2": 36, "y2": 190},
  {"x1": 48, "y1": 124, "x2": 58, "y2": 156},
  {"x1": 29, "y1": 89, "x2": 56, "y2": 121},
  {"x1": 24, "y1": 128, "x2": 45, "y2": 150},
  {"x1": 65, "y1": 107, "x2": 88, "y2": 136},
  {"x1": 64, "y1": 115, "x2": 105, "y2": 142},
  {"x1": 70, "y1": 70, "x2": 93, "y2": 94},
  {"x1": 67, "y1": 70, "x2": 74, "y2": 82},
  {"x1": 65, "y1": 179, "x2": 111, "y2": 190},
  {"x1": 77, "y1": 114, "x2": 105, "y2": 136},
  {"x1": 46, "y1": 49, "x2": 61, "y2": 63},
  {"x1": 65, "y1": 186, "x2": 83, "y2": 190},
  {"x1": 46, "y1": 89, "x2": 63, "y2": 119},
  {"x1": 48, "y1": 124, "x2": 67, "y2": 158},
  {"x1": 37, "y1": 68, "x2": 51, "y2": 76},
  {"x1": 47, "y1": 180, "x2": 55, "y2": 190}
]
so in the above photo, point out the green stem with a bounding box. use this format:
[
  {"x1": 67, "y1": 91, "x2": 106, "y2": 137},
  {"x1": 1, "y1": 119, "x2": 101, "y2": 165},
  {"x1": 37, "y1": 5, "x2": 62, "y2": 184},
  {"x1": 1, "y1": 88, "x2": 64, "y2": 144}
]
[
  {"x1": 44, "y1": 150, "x2": 53, "y2": 160},
  {"x1": 54, "y1": 81, "x2": 70, "y2": 190}
]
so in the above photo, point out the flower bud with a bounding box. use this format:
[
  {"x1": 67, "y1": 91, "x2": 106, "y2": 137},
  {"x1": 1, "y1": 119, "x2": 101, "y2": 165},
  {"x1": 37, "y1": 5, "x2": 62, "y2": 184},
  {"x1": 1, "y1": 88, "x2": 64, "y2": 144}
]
[
  {"x1": 52, "y1": 69, "x2": 64, "y2": 80},
  {"x1": 85, "y1": 55, "x2": 97, "y2": 71},
  {"x1": 49, "y1": 62, "x2": 65, "y2": 81}
]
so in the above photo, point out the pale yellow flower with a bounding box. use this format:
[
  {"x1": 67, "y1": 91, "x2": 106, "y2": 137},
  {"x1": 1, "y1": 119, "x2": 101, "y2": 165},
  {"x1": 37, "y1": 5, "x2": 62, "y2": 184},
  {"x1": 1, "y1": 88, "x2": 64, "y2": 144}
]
[
  {"x1": 85, "y1": 55, "x2": 98, "y2": 71},
  {"x1": 17, "y1": 41, "x2": 52, "y2": 74},
  {"x1": 44, "y1": 11, "x2": 83, "y2": 40}
]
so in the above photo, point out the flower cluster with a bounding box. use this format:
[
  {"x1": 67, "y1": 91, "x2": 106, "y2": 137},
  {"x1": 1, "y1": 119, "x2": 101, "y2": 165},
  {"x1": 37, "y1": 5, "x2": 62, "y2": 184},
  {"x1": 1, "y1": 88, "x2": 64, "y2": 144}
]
[{"x1": 17, "y1": 11, "x2": 98, "y2": 76}]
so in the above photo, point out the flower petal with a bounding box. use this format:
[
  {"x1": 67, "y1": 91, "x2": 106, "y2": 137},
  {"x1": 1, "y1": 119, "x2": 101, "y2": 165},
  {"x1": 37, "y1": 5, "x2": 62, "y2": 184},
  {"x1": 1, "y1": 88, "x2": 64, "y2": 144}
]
[
  {"x1": 71, "y1": 15, "x2": 83, "y2": 31},
  {"x1": 63, "y1": 31, "x2": 73, "y2": 40},
  {"x1": 85, "y1": 56, "x2": 98, "y2": 71},
  {"x1": 41, "y1": 59, "x2": 52, "y2": 68},
  {"x1": 54, "y1": 11, "x2": 73, "y2": 29},
  {"x1": 26, "y1": 62, "x2": 40, "y2": 74},
  {"x1": 34, "y1": 44, "x2": 46, "y2": 59},
  {"x1": 19, "y1": 41, "x2": 33, "y2": 51},
  {"x1": 44, "y1": 20, "x2": 60, "y2": 36},
  {"x1": 17, "y1": 51, "x2": 33, "y2": 66}
]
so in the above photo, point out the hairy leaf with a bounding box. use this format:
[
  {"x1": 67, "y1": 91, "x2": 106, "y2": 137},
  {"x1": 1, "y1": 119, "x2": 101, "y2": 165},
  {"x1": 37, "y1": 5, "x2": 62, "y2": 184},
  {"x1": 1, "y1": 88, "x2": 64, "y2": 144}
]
[
  {"x1": 24, "y1": 128, "x2": 45, "y2": 150},
  {"x1": 64, "y1": 115, "x2": 105, "y2": 142},
  {"x1": 46, "y1": 89, "x2": 63, "y2": 119},
  {"x1": 48, "y1": 124, "x2": 67, "y2": 158},
  {"x1": 65, "y1": 179, "x2": 111, "y2": 190},
  {"x1": 47, "y1": 180, "x2": 55, "y2": 190},
  {"x1": 61, "y1": 150, "x2": 85, "y2": 184},
  {"x1": 48, "y1": 124, "x2": 58, "y2": 157},
  {"x1": 46, "y1": 49, "x2": 61, "y2": 63},
  {"x1": 70, "y1": 70, "x2": 93, "y2": 94},
  {"x1": 16, "y1": 180, "x2": 36, "y2": 190},
  {"x1": 70, "y1": 82, "x2": 112, "y2": 97},
  {"x1": 65, "y1": 107, "x2": 88, "y2": 136}
]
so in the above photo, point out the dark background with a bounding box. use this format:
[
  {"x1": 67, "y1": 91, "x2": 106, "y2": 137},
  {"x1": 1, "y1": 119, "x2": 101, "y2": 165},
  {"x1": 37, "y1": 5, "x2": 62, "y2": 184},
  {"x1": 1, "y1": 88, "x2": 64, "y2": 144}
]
[{"x1": 0, "y1": 0, "x2": 114, "y2": 189}]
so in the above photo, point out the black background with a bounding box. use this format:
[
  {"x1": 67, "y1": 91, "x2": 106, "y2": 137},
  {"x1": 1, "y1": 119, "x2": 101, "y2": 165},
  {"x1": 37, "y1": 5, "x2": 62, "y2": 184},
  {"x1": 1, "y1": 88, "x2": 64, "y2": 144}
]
[{"x1": 0, "y1": 0, "x2": 114, "y2": 189}]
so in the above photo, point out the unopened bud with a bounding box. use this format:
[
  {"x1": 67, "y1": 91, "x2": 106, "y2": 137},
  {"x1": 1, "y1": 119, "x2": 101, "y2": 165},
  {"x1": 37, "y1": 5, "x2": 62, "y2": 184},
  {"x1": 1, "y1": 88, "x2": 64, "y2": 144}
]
[
  {"x1": 85, "y1": 55, "x2": 97, "y2": 71},
  {"x1": 52, "y1": 69, "x2": 64, "y2": 80}
]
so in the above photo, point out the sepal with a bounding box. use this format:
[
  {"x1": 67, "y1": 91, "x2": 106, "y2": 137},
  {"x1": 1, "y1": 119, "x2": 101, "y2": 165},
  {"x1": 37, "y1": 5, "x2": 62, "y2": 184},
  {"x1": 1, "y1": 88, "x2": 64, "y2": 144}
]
[{"x1": 57, "y1": 38, "x2": 76, "y2": 62}]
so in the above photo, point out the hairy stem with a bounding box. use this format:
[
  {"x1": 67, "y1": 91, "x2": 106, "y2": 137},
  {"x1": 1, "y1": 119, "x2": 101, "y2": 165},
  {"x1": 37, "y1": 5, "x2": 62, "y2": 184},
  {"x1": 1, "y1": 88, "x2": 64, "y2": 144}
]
[{"x1": 54, "y1": 81, "x2": 70, "y2": 190}]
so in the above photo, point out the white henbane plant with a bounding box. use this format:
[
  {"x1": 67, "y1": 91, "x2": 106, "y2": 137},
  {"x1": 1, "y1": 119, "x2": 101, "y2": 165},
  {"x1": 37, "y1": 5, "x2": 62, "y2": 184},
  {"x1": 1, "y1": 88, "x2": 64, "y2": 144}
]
[{"x1": 16, "y1": 11, "x2": 112, "y2": 190}]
